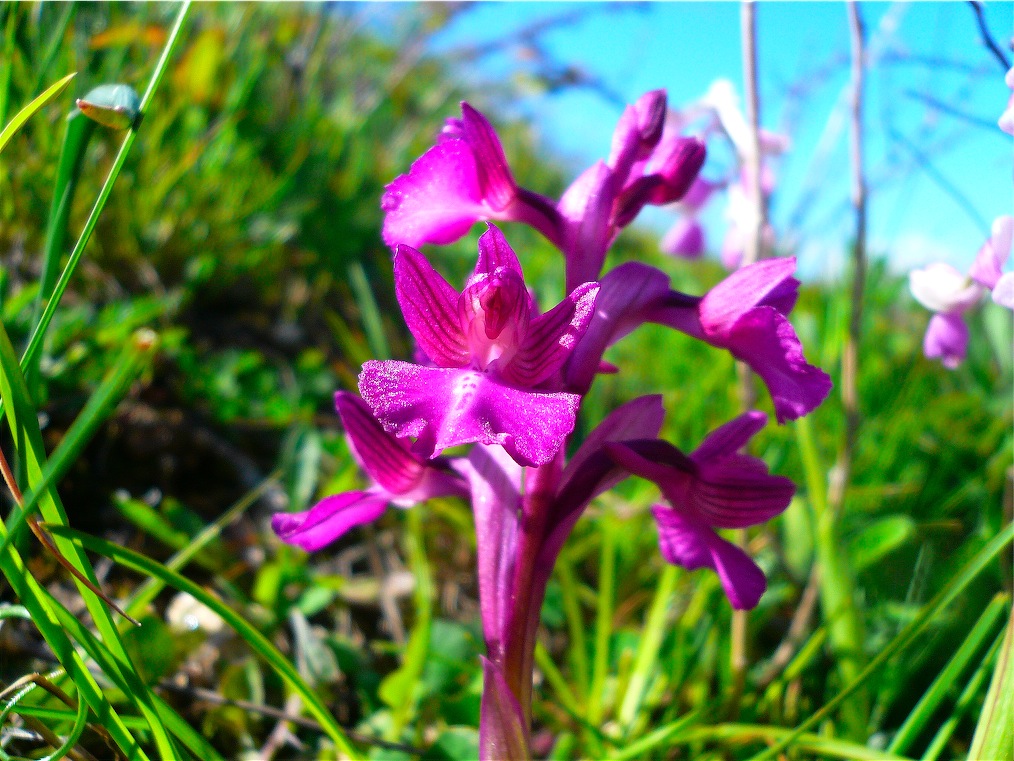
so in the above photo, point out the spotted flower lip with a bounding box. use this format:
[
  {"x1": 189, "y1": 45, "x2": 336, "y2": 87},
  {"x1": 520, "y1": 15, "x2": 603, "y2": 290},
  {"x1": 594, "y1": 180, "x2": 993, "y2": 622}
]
[
  {"x1": 270, "y1": 392, "x2": 465, "y2": 552},
  {"x1": 359, "y1": 224, "x2": 599, "y2": 467},
  {"x1": 606, "y1": 411, "x2": 795, "y2": 610}
]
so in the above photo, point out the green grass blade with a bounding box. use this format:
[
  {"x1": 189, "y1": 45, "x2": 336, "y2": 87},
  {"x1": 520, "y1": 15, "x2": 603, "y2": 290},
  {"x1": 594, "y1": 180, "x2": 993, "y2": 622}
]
[
  {"x1": 0, "y1": 530, "x2": 150, "y2": 759},
  {"x1": 348, "y1": 261, "x2": 391, "y2": 360},
  {"x1": 611, "y1": 710, "x2": 703, "y2": 761},
  {"x1": 1, "y1": 329, "x2": 158, "y2": 559},
  {"x1": 123, "y1": 474, "x2": 274, "y2": 619},
  {"x1": 967, "y1": 606, "x2": 1013, "y2": 760},
  {"x1": 588, "y1": 514, "x2": 617, "y2": 727},
  {"x1": 0, "y1": 319, "x2": 179, "y2": 759},
  {"x1": 888, "y1": 593, "x2": 1008, "y2": 754},
  {"x1": 380, "y1": 506, "x2": 432, "y2": 742},
  {"x1": 618, "y1": 563, "x2": 679, "y2": 729},
  {"x1": 679, "y1": 723, "x2": 916, "y2": 761},
  {"x1": 0, "y1": 673, "x2": 89, "y2": 761},
  {"x1": 747, "y1": 521, "x2": 1014, "y2": 761},
  {"x1": 921, "y1": 631, "x2": 1004, "y2": 761},
  {"x1": 15, "y1": 2, "x2": 192, "y2": 387},
  {"x1": 43, "y1": 523, "x2": 362, "y2": 759},
  {"x1": 556, "y1": 553, "x2": 590, "y2": 697},
  {"x1": 0, "y1": 71, "x2": 75, "y2": 155}
]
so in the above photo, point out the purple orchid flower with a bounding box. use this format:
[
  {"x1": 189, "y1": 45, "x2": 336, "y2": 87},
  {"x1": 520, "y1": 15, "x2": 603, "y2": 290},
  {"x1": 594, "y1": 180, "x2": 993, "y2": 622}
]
[
  {"x1": 381, "y1": 102, "x2": 561, "y2": 250},
  {"x1": 359, "y1": 224, "x2": 599, "y2": 467},
  {"x1": 271, "y1": 392, "x2": 465, "y2": 551},
  {"x1": 910, "y1": 215, "x2": 1013, "y2": 368},
  {"x1": 606, "y1": 411, "x2": 794, "y2": 610},
  {"x1": 565, "y1": 258, "x2": 832, "y2": 423}
]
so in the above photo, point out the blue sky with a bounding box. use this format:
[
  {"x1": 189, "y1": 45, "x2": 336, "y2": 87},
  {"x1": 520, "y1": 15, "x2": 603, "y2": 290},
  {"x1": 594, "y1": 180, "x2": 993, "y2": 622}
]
[{"x1": 420, "y1": 2, "x2": 1012, "y2": 279}]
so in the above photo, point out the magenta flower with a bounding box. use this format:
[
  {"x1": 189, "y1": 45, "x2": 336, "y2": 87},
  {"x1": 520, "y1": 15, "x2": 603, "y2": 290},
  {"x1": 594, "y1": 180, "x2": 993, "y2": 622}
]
[
  {"x1": 359, "y1": 224, "x2": 599, "y2": 467},
  {"x1": 910, "y1": 216, "x2": 1013, "y2": 367},
  {"x1": 606, "y1": 411, "x2": 794, "y2": 610},
  {"x1": 381, "y1": 103, "x2": 561, "y2": 249},
  {"x1": 271, "y1": 392, "x2": 464, "y2": 551}
]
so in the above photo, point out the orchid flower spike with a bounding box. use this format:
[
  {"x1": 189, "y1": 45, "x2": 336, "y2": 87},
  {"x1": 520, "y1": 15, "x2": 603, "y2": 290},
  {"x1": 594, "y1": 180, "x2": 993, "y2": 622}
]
[
  {"x1": 607, "y1": 411, "x2": 795, "y2": 610},
  {"x1": 271, "y1": 392, "x2": 465, "y2": 551},
  {"x1": 909, "y1": 216, "x2": 1013, "y2": 368},
  {"x1": 359, "y1": 224, "x2": 599, "y2": 467}
]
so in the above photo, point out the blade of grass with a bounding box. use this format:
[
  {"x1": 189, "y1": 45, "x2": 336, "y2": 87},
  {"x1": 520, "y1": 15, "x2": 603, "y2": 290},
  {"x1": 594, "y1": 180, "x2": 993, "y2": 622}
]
[
  {"x1": 1, "y1": 329, "x2": 158, "y2": 563},
  {"x1": 556, "y1": 550, "x2": 590, "y2": 697},
  {"x1": 13, "y1": 2, "x2": 191, "y2": 388},
  {"x1": 746, "y1": 521, "x2": 1014, "y2": 761},
  {"x1": 0, "y1": 315, "x2": 181, "y2": 759},
  {"x1": 122, "y1": 472, "x2": 276, "y2": 619},
  {"x1": 967, "y1": 605, "x2": 1013, "y2": 760},
  {"x1": 888, "y1": 593, "x2": 1008, "y2": 754},
  {"x1": 43, "y1": 523, "x2": 362, "y2": 759},
  {"x1": 921, "y1": 629, "x2": 1004, "y2": 761},
  {"x1": 588, "y1": 514, "x2": 617, "y2": 728},
  {"x1": 0, "y1": 71, "x2": 75, "y2": 155},
  {"x1": 679, "y1": 723, "x2": 915, "y2": 761},
  {"x1": 381, "y1": 506, "x2": 432, "y2": 743},
  {"x1": 618, "y1": 563, "x2": 679, "y2": 730},
  {"x1": 0, "y1": 673, "x2": 89, "y2": 761},
  {"x1": 348, "y1": 261, "x2": 391, "y2": 360},
  {"x1": 610, "y1": 709, "x2": 704, "y2": 761}
]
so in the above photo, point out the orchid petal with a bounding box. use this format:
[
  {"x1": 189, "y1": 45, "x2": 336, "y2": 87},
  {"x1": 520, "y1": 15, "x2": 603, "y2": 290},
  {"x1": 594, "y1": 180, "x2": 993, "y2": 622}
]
[
  {"x1": 359, "y1": 361, "x2": 579, "y2": 466},
  {"x1": 271, "y1": 491, "x2": 388, "y2": 552},
  {"x1": 565, "y1": 262, "x2": 672, "y2": 392},
  {"x1": 699, "y1": 258, "x2": 800, "y2": 337},
  {"x1": 475, "y1": 223, "x2": 525, "y2": 279},
  {"x1": 992, "y1": 272, "x2": 1014, "y2": 309},
  {"x1": 661, "y1": 218, "x2": 705, "y2": 258},
  {"x1": 970, "y1": 215, "x2": 1014, "y2": 290},
  {"x1": 691, "y1": 410, "x2": 768, "y2": 463},
  {"x1": 381, "y1": 139, "x2": 487, "y2": 248},
  {"x1": 923, "y1": 312, "x2": 969, "y2": 368},
  {"x1": 720, "y1": 307, "x2": 833, "y2": 423},
  {"x1": 461, "y1": 103, "x2": 517, "y2": 210},
  {"x1": 652, "y1": 506, "x2": 767, "y2": 610},
  {"x1": 909, "y1": 262, "x2": 983, "y2": 314},
  {"x1": 336, "y1": 391, "x2": 425, "y2": 495},
  {"x1": 558, "y1": 161, "x2": 618, "y2": 288},
  {"x1": 503, "y1": 282, "x2": 599, "y2": 387},
  {"x1": 608, "y1": 90, "x2": 667, "y2": 181},
  {"x1": 394, "y1": 245, "x2": 470, "y2": 367}
]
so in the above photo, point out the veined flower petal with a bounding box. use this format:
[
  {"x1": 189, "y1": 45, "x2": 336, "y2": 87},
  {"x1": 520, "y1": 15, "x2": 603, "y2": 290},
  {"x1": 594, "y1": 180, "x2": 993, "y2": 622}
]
[
  {"x1": 271, "y1": 491, "x2": 388, "y2": 552},
  {"x1": 359, "y1": 361, "x2": 580, "y2": 467},
  {"x1": 502, "y1": 282, "x2": 599, "y2": 388},
  {"x1": 382, "y1": 139, "x2": 487, "y2": 248},
  {"x1": 394, "y1": 245, "x2": 470, "y2": 367},
  {"x1": 336, "y1": 392, "x2": 425, "y2": 495},
  {"x1": 461, "y1": 103, "x2": 517, "y2": 210},
  {"x1": 699, "y1": 257, "x2": 800, "y2": 337},
  {"x1": 558, "y1": 161, "x2": 618, "y2": 289},
  {"x1": 651, "y1": 506, "x2": 767, "y2": 610}
]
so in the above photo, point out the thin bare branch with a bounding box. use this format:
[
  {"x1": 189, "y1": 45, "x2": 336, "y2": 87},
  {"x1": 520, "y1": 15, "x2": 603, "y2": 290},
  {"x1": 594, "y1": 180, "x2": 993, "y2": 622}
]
[{"x1": 968, "y1": 1, "x2": 1011, "y2": 72}]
